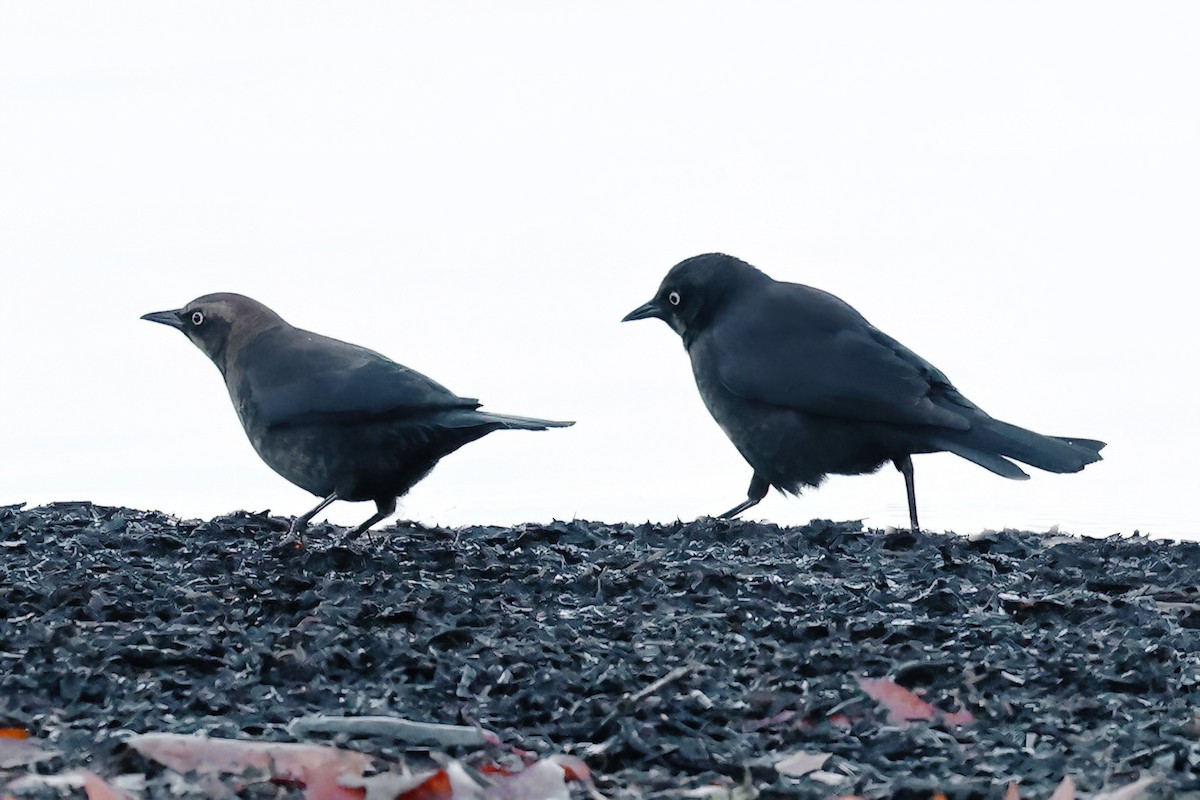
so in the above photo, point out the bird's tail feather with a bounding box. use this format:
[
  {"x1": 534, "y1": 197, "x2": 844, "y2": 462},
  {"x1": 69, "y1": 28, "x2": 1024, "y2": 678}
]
[
  {"x1": 935, "y1": 419, "x2": 1105, "y2": 479},
  {"x1": 940, "y1": 445, "x2": 1031, "y2": 480},
  {"x1": 477, "y1": 412, "x2": 575, "y2": 431},
  {"x1": 443, "y1": 410, "x2": 574, "y2": 431}
]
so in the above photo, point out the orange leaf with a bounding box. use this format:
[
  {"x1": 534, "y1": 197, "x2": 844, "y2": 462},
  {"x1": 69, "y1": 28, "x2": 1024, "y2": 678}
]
[
  {"x1": 398, "y1": 768, "x2": 453, "y2": 800},
  {"x1": 855, "y1": 677, "x2": 938, "y2": 723},
  {"x1": 0, "y1": 729, "x2": 28, "y2": 740},
  {"x1": 854, "y1": 676, "x2": 975, "y2": 726}
]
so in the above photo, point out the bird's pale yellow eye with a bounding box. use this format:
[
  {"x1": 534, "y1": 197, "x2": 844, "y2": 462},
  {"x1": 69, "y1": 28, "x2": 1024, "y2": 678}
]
[
  {"x1": 191, "y1": 311, "x2": 205, "y2": 326},
  {"x1": 668, "y1": 291, "x2": 681, "y2": 306}
]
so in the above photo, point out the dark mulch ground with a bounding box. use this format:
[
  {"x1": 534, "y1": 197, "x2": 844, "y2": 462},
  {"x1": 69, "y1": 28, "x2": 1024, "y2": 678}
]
[{"x1": 1, "y1": 502, "x2": 1198, "y2": 798}]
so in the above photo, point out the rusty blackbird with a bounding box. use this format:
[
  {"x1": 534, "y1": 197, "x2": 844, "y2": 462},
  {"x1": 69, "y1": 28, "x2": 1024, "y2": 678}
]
[
  {"x1": 623, "y1": 253, "x2": 1104, "y2": 531},
  {"x1": 142, "y1": 293, "x2": 572, "y2": 543}
]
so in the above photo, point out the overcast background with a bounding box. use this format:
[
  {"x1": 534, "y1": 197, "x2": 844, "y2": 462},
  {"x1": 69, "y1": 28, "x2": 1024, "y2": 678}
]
[{"x1": 2, "y1": 3, "x2": 1196, "y2": 539}]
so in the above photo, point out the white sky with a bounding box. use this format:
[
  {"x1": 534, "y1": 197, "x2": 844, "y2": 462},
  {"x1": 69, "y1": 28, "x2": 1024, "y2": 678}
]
[{"x1": 1, "y1": 2, "x2": 1197, "y2": 539}]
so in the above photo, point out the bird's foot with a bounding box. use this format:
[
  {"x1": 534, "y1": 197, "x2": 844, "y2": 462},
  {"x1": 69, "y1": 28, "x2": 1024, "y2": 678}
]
[
  {"x1": 340, "y1": 524, "x2": 374, "y2": 547},
  {"x1": 286, "y1": 519, "x2": 308, "y2": 549}
]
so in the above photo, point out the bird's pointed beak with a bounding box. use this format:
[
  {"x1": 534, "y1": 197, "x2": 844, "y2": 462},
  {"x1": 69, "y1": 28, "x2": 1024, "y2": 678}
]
[
  {"x1": 140, "y1": 309, "x2": 186, "y2": 329},
  {"x1": 622, "y1": 299, "x2": 663, "y2": 322}
]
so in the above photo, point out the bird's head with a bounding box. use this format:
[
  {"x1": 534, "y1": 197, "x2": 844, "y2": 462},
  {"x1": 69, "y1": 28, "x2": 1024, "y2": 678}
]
[
  {"x1": 622, "y1": 253, "x2": 767, "y2": 342},
  {"x1": 141, "y1": 293, "x2": 286, "y2": 373}
]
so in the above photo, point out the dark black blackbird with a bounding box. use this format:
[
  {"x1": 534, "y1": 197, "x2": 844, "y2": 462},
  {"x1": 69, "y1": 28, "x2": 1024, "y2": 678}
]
[
  {"x1": 623, "y1": 253, "x2": 1104, "y2": 531},
  {"x1": 142, "y1": 293, "x2": 572, "y2": 542}
]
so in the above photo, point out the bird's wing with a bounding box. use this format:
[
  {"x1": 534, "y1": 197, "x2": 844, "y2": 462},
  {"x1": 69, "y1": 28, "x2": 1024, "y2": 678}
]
[
  {"x1": 708, "y1": 282, "x2": 974, "y2": 430},
  {"x1": 234, "y1": 327, "x2": 479, "y2": 428}
]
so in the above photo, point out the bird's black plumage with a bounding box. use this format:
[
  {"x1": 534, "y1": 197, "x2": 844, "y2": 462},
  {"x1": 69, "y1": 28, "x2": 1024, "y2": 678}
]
[
  {"x1": 142, "y1": 293, "x2": 572, "y2": 542},
  {"x1": 623, "y1": 253, "x2": 1104, "y2": 529}
]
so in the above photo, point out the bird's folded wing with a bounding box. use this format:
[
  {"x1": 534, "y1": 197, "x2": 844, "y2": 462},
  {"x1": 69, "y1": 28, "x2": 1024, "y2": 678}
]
[
  {"x1": 712, "y1": 287, "x2": 973, "y2": 430},
  {"x1": 236, "y1": 328, "x2": 479, "y2": 428}
]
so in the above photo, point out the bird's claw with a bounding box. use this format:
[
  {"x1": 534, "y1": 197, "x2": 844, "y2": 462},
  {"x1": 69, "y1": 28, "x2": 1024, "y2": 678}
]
[{"x1": 286, "y1": 520, "x2": 307, "y2": 549}]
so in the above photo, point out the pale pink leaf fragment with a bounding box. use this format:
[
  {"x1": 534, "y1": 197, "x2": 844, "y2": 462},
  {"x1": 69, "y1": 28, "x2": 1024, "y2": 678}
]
[
  {"x1": 1003, "y1": 781, "x2": 1020, "y2": 800},
  {"x1": 1093, "y1": 776, "x2": 1159, "y2": 800},
  {"x1": 127, "y1": 732, "x2": 371, "y2": 800},
  {"x1": 487, "y1": 758, "x2": 570, "y2": 800},
  {"x1": 1050, "y1": 775, "x2": 1076, "y2": 800},
  {"x1": 941, "y1": 707, "x2": 977, "y2": 726},
  {"x1": 0, "y1": 736, "x2": 59, "y2": 770},
  {"x1": 82, "y1": 771, "x2": 135, "y2": 800}
]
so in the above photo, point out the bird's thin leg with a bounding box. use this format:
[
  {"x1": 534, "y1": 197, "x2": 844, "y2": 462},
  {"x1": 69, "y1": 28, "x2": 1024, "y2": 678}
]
[
  {"x1": 894, "y1": 456, "x2": 919, "y2": 533},
  {"x1": 289, "y1": 491, "x2": 340, "y2": 546},
  {"x1": 343, "y1": 497, "x2": 397, "y2": 545},
  {"x1": 718, "y1": 473, "x2": 770, "y2": 519}
]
